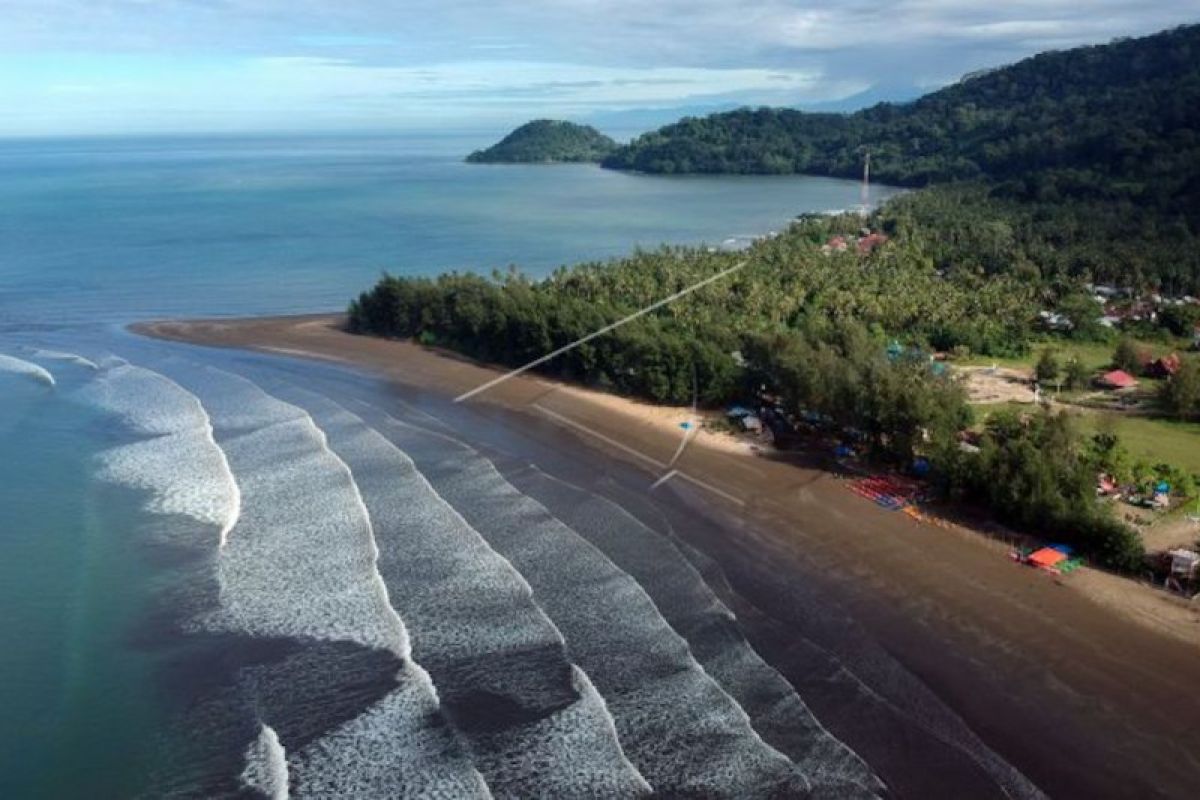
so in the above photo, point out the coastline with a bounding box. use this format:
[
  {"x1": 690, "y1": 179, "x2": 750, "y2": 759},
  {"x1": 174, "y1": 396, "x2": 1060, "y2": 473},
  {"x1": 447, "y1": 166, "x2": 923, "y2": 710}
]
[{"x1": 135, "y1": 314, "x2": 1200, "y2": 799}]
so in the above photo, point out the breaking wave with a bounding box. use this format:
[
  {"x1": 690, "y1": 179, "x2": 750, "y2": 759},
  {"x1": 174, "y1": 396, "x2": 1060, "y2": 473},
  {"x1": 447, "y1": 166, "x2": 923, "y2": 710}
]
[
  {"x1": 267, "y1": 381, "x2": 650, "y2": 797},
  {"x1": 354, "y1": 400, "x2": 816, "y2": 797},
  {"x1": 0, "y1": 352, "x2": 56, "y2": 387},
  {"x1": 151, "y1": 363, "x2": 406, "y2": 656},
  {"x1": 73, "y1": 362, "x2": 240, "y2": 545},
  {"x1": 25, "y1": 347, "x2": 99, "y2": 370}
]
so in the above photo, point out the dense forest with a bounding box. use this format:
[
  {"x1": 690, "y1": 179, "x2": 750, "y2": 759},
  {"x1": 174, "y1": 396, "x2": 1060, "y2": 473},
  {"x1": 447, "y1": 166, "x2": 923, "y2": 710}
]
[
  {"x1": 603, "y1": 24, "x2": 1200, "y2": 192},
  {"x1": 467, "y1": 120, "x2": 618, "y2": 163},
  {"x1": 603, "y1": 24, "x2": 1200, "y2": 292}
]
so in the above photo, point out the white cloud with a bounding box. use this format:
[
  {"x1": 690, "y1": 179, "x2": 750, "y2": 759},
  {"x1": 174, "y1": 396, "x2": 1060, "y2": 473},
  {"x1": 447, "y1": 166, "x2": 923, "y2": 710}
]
[{"x1": 0, "y1": 0, "x2": 1197, "y2": 133}]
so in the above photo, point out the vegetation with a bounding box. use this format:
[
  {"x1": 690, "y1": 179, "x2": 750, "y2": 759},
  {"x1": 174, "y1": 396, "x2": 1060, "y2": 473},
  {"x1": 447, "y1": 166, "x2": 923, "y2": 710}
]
[
  {"x1": 1113, "y1": 337, "x2": 1146, "y2": 374},
  {"x1": 1161, "y1": 356, "x2": 1200, "y2": 419},
  {"x1": 348, "y1": 211, "x2": 1146, "y2": 568},
  {"x1": 1035, "y1": 349, "x2": 1060, "y2": 384},
  {"x1": 350, "y1": 24, "x2": 1200, "y2": 569},
  {"x1": 938, "y1": 410, "x2": 1144, "y2": 570},
  {"x1": 602, "y1": 24, "x2": 1200, "y2": 292},
  {"x1": 467, "y1": 120, "x2": 618, "y2": 164}
]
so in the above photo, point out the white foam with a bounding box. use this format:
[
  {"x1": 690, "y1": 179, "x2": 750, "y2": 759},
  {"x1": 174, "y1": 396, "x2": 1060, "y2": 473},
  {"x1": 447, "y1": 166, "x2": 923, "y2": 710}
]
[
  {"x1": 26, "y1": 348, "x2": 99, "y2": 370},
  {"x1": 241, "y1": 724, "x2": 289, "y2": 800},
  {"x1": 355, "y1": 401, "x2": 810, "y2": 796},
  {"x1": 154, "y1": 364, "x2": 406, "y2": 656},
  {"x1": 288, "y1": 668, "x2": 492, "y2": 799},
  {"x1": 521, "y1": 467, "x2": 883, "y2": 794},
  {"x1": 74, "y1": 363, "x2": 240, "y2": 546},
  {"x1": 0, "y1": 352, "x2": 56, "y2": 387},
  {"x1": 270, "y1": 383, "x2": 651, "y2": 797}
]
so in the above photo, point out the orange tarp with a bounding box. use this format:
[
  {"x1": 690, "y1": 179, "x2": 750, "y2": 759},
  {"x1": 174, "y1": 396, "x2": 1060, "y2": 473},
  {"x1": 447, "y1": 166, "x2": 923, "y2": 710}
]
[{"x1": 1028, "y1": 547, "x2": 1067, "y2": 568}]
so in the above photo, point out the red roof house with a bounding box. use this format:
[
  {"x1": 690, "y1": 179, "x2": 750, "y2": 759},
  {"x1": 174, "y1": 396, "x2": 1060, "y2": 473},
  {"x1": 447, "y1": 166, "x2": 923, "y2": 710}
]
[
  {"x1": 856, "y1": 232, "x2": 889, "y2": 254},
  {"x1": 1149, "y1": 353, "x2": 1181, "y2": 378},
  {"x1": 1096, "y1": 369, "x2": 1139, "y2": 390}
]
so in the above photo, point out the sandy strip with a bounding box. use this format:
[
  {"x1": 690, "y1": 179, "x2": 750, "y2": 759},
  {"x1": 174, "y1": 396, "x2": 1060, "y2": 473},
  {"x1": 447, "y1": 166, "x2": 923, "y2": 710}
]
[{"x1": 135, "y1": 314, "x2": 1200, "y2": 800}]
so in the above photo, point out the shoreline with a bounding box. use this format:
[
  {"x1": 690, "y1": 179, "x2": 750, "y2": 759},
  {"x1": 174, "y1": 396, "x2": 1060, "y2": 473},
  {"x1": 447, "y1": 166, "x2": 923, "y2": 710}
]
[{"x1": 135, "y1": 314, "x2": 1200, "y2": 799}]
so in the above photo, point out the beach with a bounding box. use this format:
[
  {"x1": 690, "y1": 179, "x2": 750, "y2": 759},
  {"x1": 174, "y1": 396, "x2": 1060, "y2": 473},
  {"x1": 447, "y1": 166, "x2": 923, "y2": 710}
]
[{"x1": 136, "y1": 313, "x2": 1200, "y2": 799}]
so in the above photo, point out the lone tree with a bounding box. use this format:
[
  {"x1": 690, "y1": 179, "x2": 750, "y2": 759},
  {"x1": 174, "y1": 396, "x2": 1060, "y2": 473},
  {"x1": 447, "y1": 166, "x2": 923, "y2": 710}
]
[
  {"x1": 1035, "y1": 348, "x2": 1061, "y2": 384},
  {"x1": 1112, "y1": 336, "x2": 1144, "y2": 374},
  {"x1": 1160, "y1": 356, "x2": 1200, "y2": 419},
  {"x1": 1064, "y1": 358, "x2": 1090, "y2": 389}
]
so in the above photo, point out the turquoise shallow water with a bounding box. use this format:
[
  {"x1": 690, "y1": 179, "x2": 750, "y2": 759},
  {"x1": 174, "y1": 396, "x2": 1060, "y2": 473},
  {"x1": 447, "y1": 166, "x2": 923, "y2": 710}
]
[
  {"x1": 0, "y1": 373, "x2": 169, "y2": 798},
  {"x1": 0, "y1": 135, "x2": 913, "y2": 797}
]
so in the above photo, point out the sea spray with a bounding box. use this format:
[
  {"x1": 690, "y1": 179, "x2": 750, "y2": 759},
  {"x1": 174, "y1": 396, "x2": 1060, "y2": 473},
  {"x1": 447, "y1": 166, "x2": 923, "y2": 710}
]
[
  {"x1": 0, "y1": 352, "x2": 56, "y2": 387},
  {"x1": 72, "y1": 362, "x2": 240, "y2": 545}
]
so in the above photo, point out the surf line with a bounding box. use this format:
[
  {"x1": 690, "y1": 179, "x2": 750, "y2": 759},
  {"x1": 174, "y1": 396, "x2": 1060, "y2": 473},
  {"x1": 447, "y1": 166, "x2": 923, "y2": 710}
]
[
  {"x1": 532, "y1": 403, "x2": 744, "y2": 508},
  {"x1": 454, "y1": 261, "x2": 747, "y2": 403}
]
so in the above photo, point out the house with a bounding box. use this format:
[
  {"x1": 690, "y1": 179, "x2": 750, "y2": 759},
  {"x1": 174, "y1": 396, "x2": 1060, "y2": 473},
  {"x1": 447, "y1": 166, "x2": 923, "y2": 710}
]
[
  {"x1": 1096, "y1": 369, "x2": 1139, "y2": 390},
  {"x1": 1148, "y1": 353, "x2": 1181, "y2": 378},
  {"x1": 856, "y1": 231, "x2": 888, "y2": 254},
  {"x1": 821, "y1": 235, "x2": 849, "y2": 255}
]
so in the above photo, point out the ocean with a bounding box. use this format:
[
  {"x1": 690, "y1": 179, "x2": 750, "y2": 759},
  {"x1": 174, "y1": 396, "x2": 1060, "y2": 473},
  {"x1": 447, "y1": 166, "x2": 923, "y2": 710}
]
[{"x1": 0, "y1": 134, "x2": 1036, "y2": 799}]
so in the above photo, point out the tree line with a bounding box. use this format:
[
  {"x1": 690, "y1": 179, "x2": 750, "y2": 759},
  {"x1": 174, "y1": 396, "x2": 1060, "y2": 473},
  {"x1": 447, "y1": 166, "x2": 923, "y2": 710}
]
[{"x1": 348, "y1": 214, "x2": 1145, "y2": 569}]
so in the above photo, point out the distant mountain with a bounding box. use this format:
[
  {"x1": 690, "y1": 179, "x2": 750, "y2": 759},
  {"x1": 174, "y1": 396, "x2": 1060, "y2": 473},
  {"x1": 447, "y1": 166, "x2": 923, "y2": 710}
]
[
  {"x1": 466, "y1": 120, "x2": 618, "y2": 164},
  {"x1": 603, "y1": 23, "x2": 1200, "y2": 201},
  {"x1": 795, "y1": 83, "x2": 924, "y2": 113}
]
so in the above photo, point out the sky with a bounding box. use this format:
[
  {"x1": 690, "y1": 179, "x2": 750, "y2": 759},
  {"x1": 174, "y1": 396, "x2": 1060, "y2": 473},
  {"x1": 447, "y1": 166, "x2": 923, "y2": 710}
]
[{"x1": 3, "y1": 1, "x2": 1199, "y2": 136}]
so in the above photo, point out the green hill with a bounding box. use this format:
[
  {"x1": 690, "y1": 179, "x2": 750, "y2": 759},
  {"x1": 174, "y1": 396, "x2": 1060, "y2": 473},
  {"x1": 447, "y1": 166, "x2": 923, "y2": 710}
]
[
  {"x1": 604, "y1": 23, "x2": 1200, "y2": 199},
  {"x1": 467, "y1": 120, "x2": 618, "y2": 163},
  {"x1": 604, "y1": 24, "x2": 1200, "y2": 292}
]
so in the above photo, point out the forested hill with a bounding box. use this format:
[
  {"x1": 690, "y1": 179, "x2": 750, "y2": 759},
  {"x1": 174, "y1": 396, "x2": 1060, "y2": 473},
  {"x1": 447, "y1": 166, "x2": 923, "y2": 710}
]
[
  {"x1": 602, "y1": 23, "x2": 1200, "y2": 202},
  {"x1": 467, "y1": 120, "x2": 618, "y2": 163}
]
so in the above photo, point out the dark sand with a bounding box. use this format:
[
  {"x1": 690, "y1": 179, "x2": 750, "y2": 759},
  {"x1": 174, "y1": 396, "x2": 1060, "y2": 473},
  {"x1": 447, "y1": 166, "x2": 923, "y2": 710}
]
[{"x1": 137, "y1": 315, "x2": 1200, "y2": 800}]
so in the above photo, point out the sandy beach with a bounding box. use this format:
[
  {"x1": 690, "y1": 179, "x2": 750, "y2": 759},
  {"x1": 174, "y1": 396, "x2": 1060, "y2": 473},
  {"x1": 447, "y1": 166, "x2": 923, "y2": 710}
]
[{"x1": 137, "y1": 314, "x2": 1200, "y2": 799}]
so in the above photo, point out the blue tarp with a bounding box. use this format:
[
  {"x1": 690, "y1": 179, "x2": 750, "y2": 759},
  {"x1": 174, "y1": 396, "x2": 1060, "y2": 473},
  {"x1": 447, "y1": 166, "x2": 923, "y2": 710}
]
[
  {"x1": 1050, "y1": 544, "x2": 1075, "y2": 555},
  {"x1": 726, "y1": 405, "x2": 753, "y2": 418}
]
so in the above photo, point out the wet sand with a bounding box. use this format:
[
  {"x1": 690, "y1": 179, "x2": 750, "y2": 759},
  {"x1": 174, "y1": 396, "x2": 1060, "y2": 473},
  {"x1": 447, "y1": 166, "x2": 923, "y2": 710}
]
[{"x1": 137, "y1": 314, "x2": 1200, "y2": 799}]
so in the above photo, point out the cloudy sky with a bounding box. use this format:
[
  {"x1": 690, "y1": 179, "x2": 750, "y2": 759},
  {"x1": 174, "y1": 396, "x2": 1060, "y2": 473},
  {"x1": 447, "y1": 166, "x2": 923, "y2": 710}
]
[{"x1": 3, "y1": 0, "x2": 1198, "y2": 136}]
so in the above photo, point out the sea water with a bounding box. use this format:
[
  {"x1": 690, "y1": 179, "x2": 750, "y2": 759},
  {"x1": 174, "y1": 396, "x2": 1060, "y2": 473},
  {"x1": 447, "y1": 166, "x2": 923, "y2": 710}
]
[{"x1": 0, "y1": 134, "x2": 921, "y2": 797}]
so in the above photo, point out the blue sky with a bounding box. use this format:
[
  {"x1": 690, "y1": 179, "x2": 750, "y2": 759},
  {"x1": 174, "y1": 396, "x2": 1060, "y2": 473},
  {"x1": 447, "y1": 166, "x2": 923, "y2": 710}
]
[{"x1": 3, "y1": 1, "x2": 1199, "y2": 136}]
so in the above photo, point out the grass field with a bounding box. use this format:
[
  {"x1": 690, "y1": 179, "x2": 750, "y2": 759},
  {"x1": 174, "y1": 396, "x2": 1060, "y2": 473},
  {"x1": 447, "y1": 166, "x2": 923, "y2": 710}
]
[
  {"x1": 972, "y1": 401, "x2": 1200, "y2": 475},
  {"x1": 959, "y1": 336, "x2": 1190, "y2": 373}
]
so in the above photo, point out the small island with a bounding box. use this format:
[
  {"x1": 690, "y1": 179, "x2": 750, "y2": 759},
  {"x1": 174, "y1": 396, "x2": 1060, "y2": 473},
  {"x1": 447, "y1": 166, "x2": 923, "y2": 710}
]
[{"x1": 466, "y1": 119, "x2": 618, "y2": 164}]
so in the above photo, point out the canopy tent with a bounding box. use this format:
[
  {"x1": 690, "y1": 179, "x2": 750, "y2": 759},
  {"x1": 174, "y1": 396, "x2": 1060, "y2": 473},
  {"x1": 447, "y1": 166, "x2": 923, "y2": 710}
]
[{"x1": 1028, "y1": 547, "x2": 1068, "y2": 569}]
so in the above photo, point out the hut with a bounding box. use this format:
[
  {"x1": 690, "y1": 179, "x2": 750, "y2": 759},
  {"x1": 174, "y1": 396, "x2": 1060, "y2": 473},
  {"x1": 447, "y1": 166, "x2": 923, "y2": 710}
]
[
  {"x1": 1148, "y1": 353, "x2": 1181, "y2": 378},
  {"x1": 1096, "y1": 369, "x2": 1139, "y2": 390}
]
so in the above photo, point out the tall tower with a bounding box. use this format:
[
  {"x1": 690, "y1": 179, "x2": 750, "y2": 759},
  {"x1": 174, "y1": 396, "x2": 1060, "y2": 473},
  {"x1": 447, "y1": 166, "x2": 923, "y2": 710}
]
[{"x1": 860, "y1": 149, "x2": 871, "y2": 210}]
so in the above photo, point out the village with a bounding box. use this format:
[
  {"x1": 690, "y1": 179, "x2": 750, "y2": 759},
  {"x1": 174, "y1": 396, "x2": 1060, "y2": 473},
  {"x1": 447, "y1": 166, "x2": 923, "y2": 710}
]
[{"x1": 715, "y1": 283, "x2": 1200, "y2": 604}]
